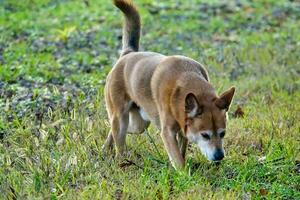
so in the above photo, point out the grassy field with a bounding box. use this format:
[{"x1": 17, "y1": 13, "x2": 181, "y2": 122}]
[{"x1": 0, "y1": 0, "x2": 300, "y2": 199}]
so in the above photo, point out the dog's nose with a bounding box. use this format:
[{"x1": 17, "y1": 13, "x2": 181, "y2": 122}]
[{"x1": 213, "y1": 149, "x2": 224, "y2": 161}]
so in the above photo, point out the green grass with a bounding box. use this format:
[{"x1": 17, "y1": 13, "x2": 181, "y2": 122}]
[{"x1": 0, "y1": 0, "x2": 299, "y2": 199}]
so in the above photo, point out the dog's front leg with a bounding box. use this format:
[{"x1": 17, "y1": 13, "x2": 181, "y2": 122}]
[{"x1": 161, "y1": 127, "x2": 185, "y2": 169}]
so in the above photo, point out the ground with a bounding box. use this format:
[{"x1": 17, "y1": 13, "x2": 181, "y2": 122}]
[{"x1": 0, "y1": 0, "x2": 299, "y2": 199}]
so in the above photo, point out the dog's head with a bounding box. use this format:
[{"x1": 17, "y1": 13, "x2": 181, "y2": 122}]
[{"x1": 185, "y1": 87, "x2": 235, "y2": 162}]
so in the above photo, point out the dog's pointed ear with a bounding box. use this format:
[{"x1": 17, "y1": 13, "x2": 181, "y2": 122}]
[
  {"x1": 185, "y1": 93, "x2": 200, "y2": 118},
  {"x1": 215, "y1": 87, "x2": 235, "y2": 111}
]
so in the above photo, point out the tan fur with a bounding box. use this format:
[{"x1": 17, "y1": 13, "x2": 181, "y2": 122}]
[{"x1": 103, "y1": 0, "x2": 235, "y2": 169}]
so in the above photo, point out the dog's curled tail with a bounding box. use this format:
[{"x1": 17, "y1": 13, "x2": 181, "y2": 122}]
[{"x1": 113, "y1": 0, "x2": 141, "y2": 56}]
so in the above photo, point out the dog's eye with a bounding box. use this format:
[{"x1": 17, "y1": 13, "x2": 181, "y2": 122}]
[
  {"x1": 201, "y1": 133, "x2": 211, "y2": 140},
  {"x1": 220, "y1": 131, "x2": 226, "y2": 138}
]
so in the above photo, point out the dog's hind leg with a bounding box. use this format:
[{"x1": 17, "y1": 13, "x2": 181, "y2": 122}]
[
  {"x1": 103, "y1": 87, "x2": 115, "y2": 153},
  {"x1": 103, "y1": 131, "x2": 114, "y2": 152},
  {"x1": 103, "y1": 82, "x2": 129, "y2": 155},
  {"x1": 111, "y1": 111, "x2": 129, "y2": 157},
  {"x1": 103, "y1": 110, "x2": 129, "y2": 156}
]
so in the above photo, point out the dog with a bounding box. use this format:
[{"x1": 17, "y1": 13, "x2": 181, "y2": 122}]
[{"x1": 103, "y1": 0, "x2": 235, "y2": 169}]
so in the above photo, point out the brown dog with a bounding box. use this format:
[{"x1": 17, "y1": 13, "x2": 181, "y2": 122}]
[{"x1": 103, "y1": 0, "x2": 235, "y2": 169}]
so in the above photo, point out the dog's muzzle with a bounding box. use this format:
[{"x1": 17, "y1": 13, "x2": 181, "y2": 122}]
[{"x1": 212, "y1": 148, "x2": 224, "y2": 161}]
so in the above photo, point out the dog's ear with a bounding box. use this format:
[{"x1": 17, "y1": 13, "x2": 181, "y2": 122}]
[
  {"x1": 185, "y1": 93, "x2": 200, "y2": 118},
  {"x1": 215, "y1": 87, "x2": 235, "y2": 111}
]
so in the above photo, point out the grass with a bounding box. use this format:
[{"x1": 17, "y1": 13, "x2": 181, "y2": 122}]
[{"x1": 0, "y1": 0, "x2": 299, "y2": 199}]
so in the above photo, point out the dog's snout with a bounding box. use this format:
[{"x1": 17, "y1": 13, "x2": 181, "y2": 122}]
[{"x1": 213, "y1": 149, "x2": 224, "y2": 161}]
